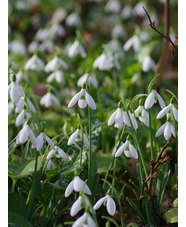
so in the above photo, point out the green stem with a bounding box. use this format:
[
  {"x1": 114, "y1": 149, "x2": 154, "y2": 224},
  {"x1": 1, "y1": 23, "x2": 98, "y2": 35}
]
[
  {"x1": 88, "y1": 107, "x2": 92, "y2": 185},
  {"x1": 148, "y1": 109, "x2": 154, "y2": 160}
]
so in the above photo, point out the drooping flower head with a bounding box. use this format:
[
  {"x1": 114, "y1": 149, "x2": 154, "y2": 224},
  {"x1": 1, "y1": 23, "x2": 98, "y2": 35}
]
[
  {"x1": 134, "y1": 99, "x2": 149, "y2": 127},
  {"x1": 68, "y1": 125, "x2": 89, "y2": 146},
  {"x1": 72, "y1": 211, "x2": 96, "y2": 227},
  {"x1": 40, "y1": 90, "x2": 60, "y2": 108},
  {"x1": 25, "y1": 54, "x2": 45, "y2": 71},
  {"x1": 145, "y1": 88, "x2": 165, "y2": 109}
]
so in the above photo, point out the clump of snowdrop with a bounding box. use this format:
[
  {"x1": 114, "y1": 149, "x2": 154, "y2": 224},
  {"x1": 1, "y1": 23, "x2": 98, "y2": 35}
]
[
  {"x1": 77, "y1": 73, "x2": 98, "y2": 88},
  {"x1": 93, "y1": 52, "x2": 114, "y2": 71},
  {"x1": 155, "y1": 116, "x2": 176, "y2": 141},
  {"x1": 68, "y1": 125, "x2": 89, "y2": 146},
  {"x1": 145, "y1": 88, "x2": 165, "y2": 109},
  {"x1": 47, "y1": 71, "x2": 65, "y2": 84},
  {"x1": 68, "y1": 83, "x2": 96, "y2": 110},
  {"x1": 70, "y1": 195, "x2": 89, "y2": 217},
  {"x1": 142, "y1": 56, "x2": 156, "y2": 72},
  {"x1": 8, "y1": 40, "x2": 27, "y2": 55},
  {"x1": 47, "y1": 145, "x2": 67, "y2": 161},
  {"x1": 104, "y1": 0, "x2": 121, "y2": 13},
  {"x1": 65, "y1": 176, "x2": 91, "y2": 197},
  {"x1": 93, "y1": 190, "x2": 116, "y2": 216},
  {"x1": 72, "y1": 211, "x2": 96, "y2": 227},
  {"x1": 156, "y1": 98, "x2": 178, "y2": 121},
  {"x1": 8, "y1": 73, "x2": 25, "y2": 103},
  {"x1": 115, "y1": 135, "x2": 138, "y2": 159},
  {"x1": 134, "y1": 100, "x2": 149, "y2": 127},
  {"x1": 45, "y1": 56, "x2": 68, "y2": 72},
  {"x1": 123, "y1": 35, "x2": 140, "y2": 52},
  {"x1": 67, "y1": 40, "x2": 86, "y2": 58},
  {"x1": 40, "y1": 90, "x2": 60, "y2": 108},
  {"x1": 66, "y1": 12, "x2": 82, "y2": 27},
  {"x1": 25, "y1": 55, "x2": 45, "y2": 71}
]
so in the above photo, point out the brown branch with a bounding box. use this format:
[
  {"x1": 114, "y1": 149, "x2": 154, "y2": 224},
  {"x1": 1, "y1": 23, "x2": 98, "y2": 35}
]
[{"x1": 143, "y1": 6, "x2": 177, "y2": 50}]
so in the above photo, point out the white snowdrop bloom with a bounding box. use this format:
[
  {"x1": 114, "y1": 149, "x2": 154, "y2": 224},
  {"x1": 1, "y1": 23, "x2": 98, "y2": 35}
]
[
  {"x1": 115, "y1": 139, "x2": 138, "y2": 159},
  {"x1": 68, "y1": 88, "x2": 96, "y2": 110},
  {"x1": 111, "y1": 24, "x2": 126, "y2": 38},
  {"x1": 65, "y1": 176, "x2": 91, "y2": 197},
  {"x1": 49, "y1": 23, "x2": 66, "y2": 39},
  {"x1": 15, "y1": 97, "x2": 36, "y2": 113},
  {"x1": 104, "y1": 0, "x2": 121, "y2": 13},
  {"x1": 133, "y1": 2, "x2": 146, "y2": 17},
  {"x1": 16, "y1": 124, "x2": 36, "y2": 145},
  {"x1": 47, "y1": 71, "x2": 65, "y2": 83},
  {"x1": 40, "y1": 92, "x2": 60, "y2": 108},
  {"x1": 47, "y1": 146, "x2": 67, "y2": 160},
  {"x1": 8, "y1": 101, "x2": 14, "y2": 116},
  {"x1": 125, "y1": 110, "x2": 138, "y2": 130},
  {"x1": 9, "y1": 71, "x2": 23, "y2": 84},
  {"x1": 70, "y1": 196, "x2": 89, "y2": 217},
  {"x1": 123, "y1": 35, "x2": 140, "y2": 52},
  {"x1": 93, "y1": 195, "x2": 116, "y2": 216},
  {"x1": 108, "y1": 108, "x2": 125, "y2": 129},
  {"x1": 32, "y1": 132, "x2": 55, "y2": 151},
  {"x1": 35, "y1": 28, "x2": 50, "y2": 42},
  {"x1": 93, "y1": 53, "x2": 114, "y2": 71},
  {"x1": 142, "y1": 56, "x2": 156, "y2": 72},
  {"x1": 9, "y1": 40, "x2": 27, "y2": 55},
  {"x1": 77, "y1": 73, "x2": 98, "y2": 88},
  {"x1": 139, "y1": 31, "x2": 150, "y2": 42},
  {"x1": 155, "y1": 121, "x2": 176, "y2": 141},
  {"x1": 112, "y1": 142, "x2": 124, "y2": 156},
  {"x1": 28, "y1": 41, "x2": 39, "y2": 53},
  {"x1": 135, "y1": 105, "x2": 149, "y2": 127},
  {"x1": 39, "y1": 40, "x2": 54, "y2": 53},
  {"x1": 144, "y1": 90, "x2": 165, "y2": 109},
  {"x1": 72, "y1": 212, "x2": 95, "y2": 227},
  {"x1": 68, "y1": 129, "x2": 89, "y2": 146},
  {"x1": 25, "y1": 55, "x2": 45, "y2": 71},
  {"x1": 47, "y1": 160, "x2": 56, "y2": 170},
  {"x1": 121, "y1": 6, "x2": 132, "y2": 19},
  {"x1": 157, "y1": 103, "x2": 178, "y2": 122},
  {"x1": 67, "y1": 40, "x2": 86, "y2": 58},
  {"x1": 8, "y1": 76, "x2": 25, "y2": 103},
  {"x1": 66, "y1": 13, "x2": 82, "y2": 27},
  {"x1": 45, "y1": 56, "x2": 68, "y2": 72},
  {"x1": 15, "y1": 109, "x2": 31, "y2": 127},
  {"x1": 15, "y1": 1, "x2": 29, "y2": 10}
]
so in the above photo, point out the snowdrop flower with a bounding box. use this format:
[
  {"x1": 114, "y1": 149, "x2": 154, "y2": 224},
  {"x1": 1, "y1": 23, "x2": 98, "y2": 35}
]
[
  {"x1": 67, "y1": 40, "x2": 86, "y2": 58},
  {"x1": 145, "y1": 90, "x2": 165, "y2": 109},
  {"x1": 142, "y1": 56, "x2": 156, "y2": 72},
  {"x1": 140, "y1": 31, "x2": 150, "y2": 42},
  {"x1": 65, "y1": 176, "x2": 91, "y2": 197},
  {"x1": 72, "y1": 212, "x2": 95, "y2": 227},
  {"x1": 39, "y1": 40, "x2": 54, "y2": 53},
  {"x1": 77, "y1": 73, "x2": 98, "y2": 88},
  {"x1": 133, "y1": 2, "x2": 146, "y2": 17},
  {"x1": 111, "y1": 24, "x2": 126, "y2": 38},
  {"x1": 40, "y1": 92, "x2": 60, "y2": 108},
  {"x1": 68, "y1": 127, "x2": 89, "y2": 146},
  {"x1": 108, "y1": 106, "x2": 125, "y2": 129},
  {"x1": 66, "y1": 13, "x2": 82, "y2": 27},
  {"x1": 16, "y1": 122, "x2": 36, "y2": 145},
  {"x1": 157, "y1": 101, "x2": 178, "y2": 122},
  {"x1": 47, "y1": 71, "x2": 65, "y2": 83},
  {"x1": 121, "y1": 6, "x2": 132, "y2": 20},
  {"x1": 15, "y1": 108, "x2": 31, "y2": 127},
  {"x1": 104, "y1": 0, "x2": 121, "y2": 13},
  {"x1": 32, "y1": 132, "x2": 55, "y2": 151},
  {"x1": 70, "y1": 196, "x2": 89, "y2": 216},
  {"x1": 135, "y1": 103, "x2": 149, "y2": 127},
  {"x1": 47, "y1": 160, "x2": 56, "y2": 170},
  {"x1": 8, "y1": 74, "x2": 25, "y2": 103},
  {"x1": 112, "y1": 142, "x2": 124, "y2": 156},
  {"x1": 115, "y1": 137, "x2": 138, "y2": 159},
  {"x1": 15, "y1": 97, "x2": 36, "y2": 113},
  {"x1": 125, "y1": 110, "x2": 138, "y2": 130},
  {"x1": 28, "y1": 41, "x2": 39, "y2": 53},
  {"x1": 8, "y1": 102, "x2": 14, "y2": 116},
  {"x1": 45, "y1": 56, "x2": 68, "y2": 72},
  {"x1": 35, "y1": 28, "x2": 50, "y2": 42},
  {"x1": 93, "y1": 194, "x2": 116, "y2": 216},
  {"x1": 25, "y1": 55, "x2": 45, "y2": 71},
  {"x1": 49, "y1": 23, "x2": 66, "y2": 39},
  {"x1": 68, "y1": 84, "x2": 96, "y2": 110},
  {"x1": 123, "y1": 35, "x2": 140, "y2": 52},
  {"x1": 155, "y1": 118, "x2": 176, "y2": 141},
  {"x1": 47, "y1": 146, "x2": 67, "y2": 160},
  {"x1": 93, "y1": 53, "x2": 114, "y2": 71},
  {"x1": 9, "y1": 40, "x2": 27, "y2": 55}
]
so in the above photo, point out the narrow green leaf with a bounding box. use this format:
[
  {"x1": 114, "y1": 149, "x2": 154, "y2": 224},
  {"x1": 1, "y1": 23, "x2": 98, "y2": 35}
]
[
  {"x1": 102, "y1": 216, "x2": 120, "y2": 227},
  {"x1": 147, "y1": 74, "x2": 160, "y2": 93}
]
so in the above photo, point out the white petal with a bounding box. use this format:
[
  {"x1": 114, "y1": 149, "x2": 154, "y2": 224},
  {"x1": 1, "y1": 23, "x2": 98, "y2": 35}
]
[
  {"x1": 85, "y1": 91, "x2": 96, "y2": 110},
  {"x1": 15, "y1": 110, "x2": 26, "y2": 127},
  {"x1": 124, "y1": 149, "x2": 132, "y2": 158},
  {"x1": 83, "y1": 184, "x2": 92, "y2": 195},
  {"x1": 129, "y1": 111, "x2": 138, "y2": 130},
  {"x1": 157, "y1": 93, "x2": 165, "y2": 108},
  {"x1": 68, "y1": 129, "x2": 79, "y2": 145},
  {"x1": 10, "y1": 83, "x2": 20, "y2": 103},
  {"x1": 68, "y1": 90, "x2": 83, "y2": 108},
  {"x1": 172, "y1": 104, "x2": 178, "y2": 121},
  {"x1": 123, "y1": 111, "x2": 131, "y2": 126},
  {"x1": 134, "y1": 106, "x2": 141, "y2": 117},
  {"x1": 65, "y1": 180, "x2": 74, "y2": 197},
  {"x1": 171, "y1": 124, "x2": 176, "y2": 137},
  {"x1": 47, "y1": 73, "x2": 55, "y2": 83},
  {"x1": 70, "y1": 196, "x2": 83, "y2": 217},
  {"x1": 72, "y1": 213, "x2": 87, "y2": 227},
  {"x1": 108, "y1": 110, "x2": 117, "y2": 126},
  {"x1": 47, "y1": 149, "x2": 55, "y2": 160},
  {"x1": 73, "y1": 176, "x2": 84, "y2": 192},
  {"x1": 164, "y1": 122, "x2": 171, "y2": 141},
  {"x1": 19, "y1": 125, "x2": 29, "y2": 143},
  {"x1": 115, "y1": 141, "x2": 127, "y2": 157},
  {"x1": 55, "y1": 71, "x2": 64, "y2": 83},
  {"x1": 47, "y1": 160, "x2": 56, "y2": 170},
  {"x1": 157, "y1": 104, "x2": 171, "y2": 119},
  {"x1": 93, "y1": 196, "x2": 106, "y2": 210},
  {"x1": 87, "y1": 214, "x2": 96, "y2": 227},
  {"x1": 44, "y1": 134, "x2": 55, "y2": 149},
  {"x1": 155, "y1": 123, "x2": 166, "y2": 137},
  {"x1": 28, "y1": 128, "x2": 36, "y2": 146},
  {"x1": 83, "y1": 133, "x2": 89, "y2": 146},
  {"x1": 15, "y1": 99, "x2": 24, "y2": 113},
  {"x1": 144, "y1": 91, "x2": 155, "y2": 109},
  {"x1": 78, "y1": 99, "x2": 87, "y2": 108},
  {"x1": 114, "y1": 108, "x2": 123, "y2": 128},
  {"x1": 129, "y1": 143, "x2": 138, "y2": 159},
  {"x1": 106, "y1": 196, "x2": 116, "y2": 216},
  {"x1": 56, "y1": 147, "x2": 67, "y2": 160},
  {"x1": 35, "y1": 133, "x2": 44, "y2": 151},
  {"x1": 27, "y1": 98, "x2": 37, "y2": 113},
  {"x1": 141, "y1": 107, "x2": 149, "y2": 127}
]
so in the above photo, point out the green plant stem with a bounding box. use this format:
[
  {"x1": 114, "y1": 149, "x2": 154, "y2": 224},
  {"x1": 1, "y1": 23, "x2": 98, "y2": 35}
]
[
  {"x1": 148, "y1": 109, "x2": 154, "y2": 160},
  {"x1": 88, "y1": 107, "x2": 92, "y2": 186}
]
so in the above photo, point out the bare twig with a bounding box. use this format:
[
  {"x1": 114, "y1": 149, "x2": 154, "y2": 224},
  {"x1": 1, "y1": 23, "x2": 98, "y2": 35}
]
[{"x1": 143, "y1": 6, "x2": 177, "y2": 50}]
